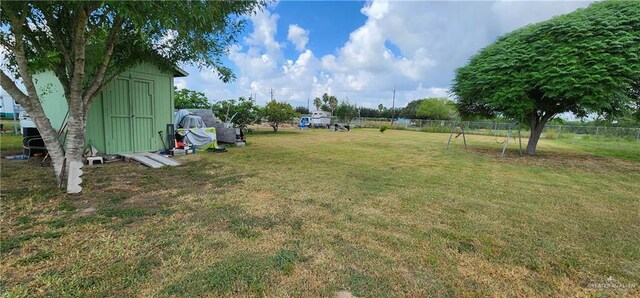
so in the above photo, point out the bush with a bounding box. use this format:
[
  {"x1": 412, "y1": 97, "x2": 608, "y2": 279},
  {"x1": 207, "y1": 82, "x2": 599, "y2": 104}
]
[{"x1": 379, "y1": 125, "x2": 389, "y2": 133}]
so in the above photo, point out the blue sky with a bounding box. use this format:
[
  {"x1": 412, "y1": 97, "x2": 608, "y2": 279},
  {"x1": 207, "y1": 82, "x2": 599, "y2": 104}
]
[
  {"x1": 177, "y1": 0, "x2": 593, "y2": 109},
  {"x1": 0, "y1": 0, "x2": 594, "y2": 111}
]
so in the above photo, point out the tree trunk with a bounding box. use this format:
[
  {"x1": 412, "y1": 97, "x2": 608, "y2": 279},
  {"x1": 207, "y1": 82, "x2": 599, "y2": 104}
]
[
  {"x1": 0, "y1": 73, "x2": 66, "y2": 185},
  {"x1": 64, "y1": 113, "x2": 86, "y2": 193},
  {"x1": 526, "y1": 124, "x2": 545, "y2": 155},
  {"x1": 29, "y1": 105, "x2": 66, "y2": 184},
  {"x1": 525, "y1": 113, "x2": 552, "y2": 155},
  {"x1": 272, "y1": 124, "x2": 278, "y2": 132}
]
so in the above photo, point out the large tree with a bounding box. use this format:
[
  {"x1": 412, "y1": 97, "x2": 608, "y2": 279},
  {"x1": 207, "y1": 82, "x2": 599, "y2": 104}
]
[
  {"x1": 416, "y1": 98, "x2": 456, "y2": 120},
  {"x1": 335, "y1": 101, "x2": 358, "y2": 124},
  {"x1": 451, "y1": 1, "x2": 640, "y2": 155},
  {"x1": 312, "y1": 97, "x2": 322, "y2": 111},
  {"x1": 263, "y1": 100, "x2": 296, "y2": 132},
  {"x1": 320, "y1": 93, "x2": 337, "y2": 114},
  {"x1": 174, "y1": 87, "x2": 210, "y2": 109},
  {"x1": 0, "y1": 1, "x2": 264, "y2": 193},
  {"x1": 400, "y1": 99, "x2": 426, "y2": 119}
]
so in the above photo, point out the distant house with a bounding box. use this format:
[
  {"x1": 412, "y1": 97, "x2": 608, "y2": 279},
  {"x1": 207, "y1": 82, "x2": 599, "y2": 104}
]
[{"x1": 34, "y1": 63, "x2": 187, "y2": 154}]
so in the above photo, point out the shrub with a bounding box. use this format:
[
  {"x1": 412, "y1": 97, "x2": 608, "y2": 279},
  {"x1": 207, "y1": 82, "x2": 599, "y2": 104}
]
[{"x1": 379, "y1": 125, "x2": 389, "y2": 133}]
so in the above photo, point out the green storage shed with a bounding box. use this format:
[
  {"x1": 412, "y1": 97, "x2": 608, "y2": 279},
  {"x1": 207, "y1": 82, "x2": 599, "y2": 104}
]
[{"x1": 35, "y1": 63, "x2": 187, "y2": 155}]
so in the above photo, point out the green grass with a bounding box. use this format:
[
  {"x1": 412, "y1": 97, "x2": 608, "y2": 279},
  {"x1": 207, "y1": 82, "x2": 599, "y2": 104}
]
[
  {"x1": 1, "y1": 128, "x2": 639, "y2": 296},
  {"x1": 0, "y1": 127, "x2": 23, "y2": 152}
]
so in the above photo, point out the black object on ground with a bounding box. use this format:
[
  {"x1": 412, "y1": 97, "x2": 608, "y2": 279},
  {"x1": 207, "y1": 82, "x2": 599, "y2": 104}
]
[{"x1": 206, "y1": 147, "x2": 227, "y2": 153}]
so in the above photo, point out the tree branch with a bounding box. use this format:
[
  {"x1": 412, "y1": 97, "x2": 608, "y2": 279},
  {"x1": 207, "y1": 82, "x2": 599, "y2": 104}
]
[
  {"x1": 0, "y1": 70, "x2": 30, "y2": 110},
  {"x1": 68, "y1": 6, "x2": 89, "y2": 108},
  {"x1": 83, "y1": 16, "x2": 123, "y2": 107},
  {"x1": 11, "y1": 16, "x2": 40, "y2": 103},
  {"x1": 44, "y1": 9, "x2": 73, "y2": 79}
]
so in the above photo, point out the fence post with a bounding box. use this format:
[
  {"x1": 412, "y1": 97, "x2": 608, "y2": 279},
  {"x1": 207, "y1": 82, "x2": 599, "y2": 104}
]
[{"x1": 596, "y1": 126, "x2": 600, "y2": 136}]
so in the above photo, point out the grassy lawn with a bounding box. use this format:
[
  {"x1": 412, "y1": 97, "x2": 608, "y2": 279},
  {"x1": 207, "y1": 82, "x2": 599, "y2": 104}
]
[{"x1": 1, "y1": 128, "x2": 639, "y2": 296}]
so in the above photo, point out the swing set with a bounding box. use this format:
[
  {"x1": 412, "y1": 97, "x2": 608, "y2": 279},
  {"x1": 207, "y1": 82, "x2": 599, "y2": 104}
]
[{"x1": 446, "y1": 118, "x2": 523, "y2": 157}]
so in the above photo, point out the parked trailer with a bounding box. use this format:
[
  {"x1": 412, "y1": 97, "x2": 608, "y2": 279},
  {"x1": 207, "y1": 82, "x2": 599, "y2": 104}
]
[{"x1": 310, "y1": 111, "x2": 332, "y2": 128}]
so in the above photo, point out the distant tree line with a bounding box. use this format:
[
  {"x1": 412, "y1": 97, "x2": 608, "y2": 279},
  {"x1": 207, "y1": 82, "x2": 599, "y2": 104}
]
[{"x1": 175, "y1": 85, "x2": 640, "y2": 134}]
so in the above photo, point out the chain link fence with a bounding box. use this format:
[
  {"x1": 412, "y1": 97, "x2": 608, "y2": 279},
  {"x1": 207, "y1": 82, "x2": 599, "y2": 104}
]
[{"x1": 348, "y1": 118, "x2": 640, "y2": 140}]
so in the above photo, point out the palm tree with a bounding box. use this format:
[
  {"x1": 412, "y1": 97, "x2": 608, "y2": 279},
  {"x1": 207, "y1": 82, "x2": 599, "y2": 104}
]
[{"x1": 313, "y1": 97, "x2": 322, "y2": 111}]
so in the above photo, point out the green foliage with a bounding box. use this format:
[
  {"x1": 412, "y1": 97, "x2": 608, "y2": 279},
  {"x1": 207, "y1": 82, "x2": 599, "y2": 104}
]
[
  {"x1": 416, "y1": 98, "x2": 457, "y2": 120},
  {"x1": 313, "y1": 97, "x2": 322, "y2": 111},
  {"x1": 359, "y1": 107, "x2": 379, "y2": 118},
  {"x1": 294, "y1": 106, "x2": 309, "y2": 115},
  {"x1": 452, "y1": 1, "x2": 640, "y2": 153},
  {"x1": 379, "y1": 125, "x2": 388, "y2": 133},
  {"x1": 315, "y1": 93, "x2": 337, "y2": 113},
  {"x1": 400, "y1": 99, "x2": 426, "y2": 119},
  {"x1": 335, "y1": 101, "x2": 359, "y2": 124},
  {"x1": 1, "y1": 1, "x2": 266, "y2": 84},
  {"x1": 263, "y1": 100, "x2": 296, "y2": 132},
  {"x1": 174, "y1": 87, "x2": 210, "y2": 109},
  {"x1": 211, "y1": 97, "x2": 262, "y2": 129}
]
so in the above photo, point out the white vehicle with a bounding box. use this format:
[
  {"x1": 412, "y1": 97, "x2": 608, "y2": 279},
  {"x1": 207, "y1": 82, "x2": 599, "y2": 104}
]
[
  {"x1": 310, "y1": 110, "x2": 332, "y2": 128},
  {"x1": 0, "y1": 93, "x2": 23, "y2": 118}
]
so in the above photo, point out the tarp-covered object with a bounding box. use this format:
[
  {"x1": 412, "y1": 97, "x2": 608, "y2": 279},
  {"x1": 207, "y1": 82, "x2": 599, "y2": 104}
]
[
  {"x1": 180, "y1": 127, "x2": 217, "y2": 148},
  {"x1": 174, "y1": 110, "x2": 205, "y2": 130},
  {"x1": 187, "y1": 109, "x2": 220, "y2": 127}
]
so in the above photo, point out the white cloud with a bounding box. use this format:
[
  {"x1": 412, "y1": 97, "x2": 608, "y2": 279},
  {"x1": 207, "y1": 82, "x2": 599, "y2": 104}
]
[
  {"x1": 244, "y1": 10, "x2": 282, "y2": 55},
  {"x1": 491, "y1": 0, "x2": 592, "y2": 33},
  {"x1": 287, "y1": 24, "x2": 309, "y2": 51},
  {"x1": 174, "y1": 78, "x2": 187, "y2": 90},
  {"x1": 179, "y1": 0, "x2": 595, "y2": 110}
]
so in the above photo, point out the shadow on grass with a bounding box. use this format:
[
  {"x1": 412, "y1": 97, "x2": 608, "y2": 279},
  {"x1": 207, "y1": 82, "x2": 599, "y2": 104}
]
[
  {"x1": 246, "y1": 129, "x2": 304, "y2": 136},
  {"x1": 462, "y1": 146, "x2": 640, "y2": 174}
]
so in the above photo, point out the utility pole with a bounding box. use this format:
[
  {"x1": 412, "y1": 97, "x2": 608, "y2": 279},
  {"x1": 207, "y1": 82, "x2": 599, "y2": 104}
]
[
  {"x1": 270, "y1": 88, "x2": 274, "y2": 102},
  {"x1": 391, "y1": 86, "x2": 396, "y2": 126},
  {"x1": 307, "y1": 97, "x2": 310, "y2": 114}
]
